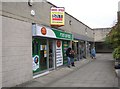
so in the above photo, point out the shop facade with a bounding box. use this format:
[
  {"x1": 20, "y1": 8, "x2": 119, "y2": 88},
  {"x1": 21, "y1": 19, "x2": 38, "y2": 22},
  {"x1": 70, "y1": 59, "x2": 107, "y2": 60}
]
[
  {"x1": 32, "y1": 24, "x2": 73, "y2": 75},
  {"x1": 1, "y1": 1, "x2": 94, "y2": 87},
  {"x1": 72, "y1": 40, "x2": 79, "y2": 61},
  {"x1": 72, "y1": 32, "x2": 94, "y2": 60}
]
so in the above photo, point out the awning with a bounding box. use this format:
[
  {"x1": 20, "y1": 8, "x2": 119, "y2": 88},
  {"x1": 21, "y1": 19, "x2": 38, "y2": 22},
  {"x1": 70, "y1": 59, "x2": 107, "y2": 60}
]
[{"x1": 72, "y1": 32, "x2": 94, "y2": 42}]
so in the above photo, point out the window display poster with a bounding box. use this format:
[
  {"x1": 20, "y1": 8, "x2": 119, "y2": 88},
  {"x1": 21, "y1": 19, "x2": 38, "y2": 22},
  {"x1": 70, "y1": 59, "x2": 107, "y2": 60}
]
[
  {"x1": 56, "y1": 40, "x2": 63, "y2": 67},
  {"x1": 40, "y1": 45, "x2": 47, "y2": 50},
  {"x1": 44, "y1": 50, "x2": 47, "y2": 57},
  {"x1": 32, "y1": 55, "x2": 40, "y2": 71}
]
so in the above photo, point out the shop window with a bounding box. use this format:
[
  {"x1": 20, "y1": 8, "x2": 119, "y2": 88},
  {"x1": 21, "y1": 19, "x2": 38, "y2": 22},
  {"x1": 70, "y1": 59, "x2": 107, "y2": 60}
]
[{"x1": 32, "y1": 40, "x2": 39, "y2": 55}]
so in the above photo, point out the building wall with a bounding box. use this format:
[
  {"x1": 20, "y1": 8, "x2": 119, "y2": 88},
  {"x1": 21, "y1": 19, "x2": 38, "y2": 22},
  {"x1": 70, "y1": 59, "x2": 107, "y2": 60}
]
[
  {"x1": 93, "y1": 28, "x2": 111, "y2": 42},
  {"x1": 2, "y1": 2, "x2": 94, "y2": 41},
  {"x1": 118, "y1": 11, "x2": 120, "y2": 22},
  {"x1": 0, "y1": 1, "x2": 2, "y2": 88},
  {"x1": 60, "y1": 13, "x2": 94, "y2": 39},
  {"x1": 118, "y1": 1, "x2": 120, "y2": 12},
  {"x1": 2, "y1": 16, "x2": 32, "y2": 87},
  {"x1": 93, "y1": 28, "x2": 113, "y2": 53},
  {"x1": 118, "y1": 1, "x2": 120, "y2": 22},
  {"x1": 2, "y1": 2, "x2": 55, "y2": 29},
  {"x1": 95, "y1": 42, "x2": 113, "y2": 53},
  {"x1": 0, "y1": 15, "x2": 2, "y2": 88}
]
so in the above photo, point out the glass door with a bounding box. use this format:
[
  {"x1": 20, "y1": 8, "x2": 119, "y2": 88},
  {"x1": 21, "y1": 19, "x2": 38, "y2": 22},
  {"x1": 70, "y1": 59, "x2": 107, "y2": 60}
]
[
  {"x1": 48, "y1": 40, "x2": 54, "y2": 69},
  {"x1": 39, "y1": 38, "x2": 47, "y2": 71}
]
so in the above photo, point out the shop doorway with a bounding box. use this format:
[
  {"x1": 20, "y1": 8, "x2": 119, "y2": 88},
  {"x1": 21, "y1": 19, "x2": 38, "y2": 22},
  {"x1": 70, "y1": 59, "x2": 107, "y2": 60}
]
[
  {"x1": 72, "y1": 40, "x2": 79, "y2": 61},
  {"x1": 39, "y1": 39, "x2": 47, "y2": 71},
  {"x1": 48, "y1": 40, "x2": 54, "y2": 69},
  {"x1": 79, "y1": 41, "x2": 86, "y2": 59}
]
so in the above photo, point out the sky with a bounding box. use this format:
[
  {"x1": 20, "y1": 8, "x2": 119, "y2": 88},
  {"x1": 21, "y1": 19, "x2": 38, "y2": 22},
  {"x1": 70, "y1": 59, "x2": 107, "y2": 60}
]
[{"x1": 47, "y1": 0, "x2": 120, "y2": 28}]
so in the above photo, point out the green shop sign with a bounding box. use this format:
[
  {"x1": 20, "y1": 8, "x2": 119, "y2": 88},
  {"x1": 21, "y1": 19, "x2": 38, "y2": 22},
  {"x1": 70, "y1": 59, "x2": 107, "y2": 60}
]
[
  {"x1": 32, "y1": 24, "x2": 73, "y2": 40},
  {"x1": 52, "y1": 28, "x2": 73, "y2": 40}
]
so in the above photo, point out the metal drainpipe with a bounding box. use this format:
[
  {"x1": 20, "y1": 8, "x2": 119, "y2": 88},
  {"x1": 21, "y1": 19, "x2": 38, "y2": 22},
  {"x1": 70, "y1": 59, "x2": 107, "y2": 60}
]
[{"x1": 85, "y1": 41, "x2": 88, "y2": 59}]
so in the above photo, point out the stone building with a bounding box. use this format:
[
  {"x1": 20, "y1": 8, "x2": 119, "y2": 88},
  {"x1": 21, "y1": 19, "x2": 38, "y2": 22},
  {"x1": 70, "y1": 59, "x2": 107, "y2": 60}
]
[{"x1": 93, "y1": 28, "x2": 113, "y2": 53}]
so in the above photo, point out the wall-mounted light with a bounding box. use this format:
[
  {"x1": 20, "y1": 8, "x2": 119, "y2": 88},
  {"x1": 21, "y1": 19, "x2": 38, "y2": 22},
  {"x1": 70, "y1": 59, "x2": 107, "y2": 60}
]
[
  {"x1": 28, "y1": 0, "x2": 33, "y2": 6},
  {"x1": 31, "y1": 10, "x2": 35, "y2": 16}
]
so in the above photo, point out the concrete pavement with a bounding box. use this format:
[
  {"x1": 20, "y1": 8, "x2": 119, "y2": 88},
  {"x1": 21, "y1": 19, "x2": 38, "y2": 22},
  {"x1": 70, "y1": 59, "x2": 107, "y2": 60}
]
[
  {"x1": 47, "y1": 54, "x2": 118, "y2": 87},
  {"x1": 17, "y1": 58, "x2": 92, "y2": 87},
  {"x1": 17, "y1": 54, "x2": 119, "y2": 87}
]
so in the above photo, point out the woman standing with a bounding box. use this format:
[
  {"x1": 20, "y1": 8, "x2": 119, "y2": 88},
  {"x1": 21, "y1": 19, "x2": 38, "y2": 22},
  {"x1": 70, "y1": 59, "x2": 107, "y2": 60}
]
[{"x1": 91, "y1": 47, "x2": 96, "y2": 59}]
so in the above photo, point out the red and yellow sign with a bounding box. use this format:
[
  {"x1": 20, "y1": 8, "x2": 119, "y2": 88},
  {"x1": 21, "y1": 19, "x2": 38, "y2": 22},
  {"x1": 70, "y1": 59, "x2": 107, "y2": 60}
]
[{"x1": 50, "y1": 7, "x2": 65, "y2": 27}]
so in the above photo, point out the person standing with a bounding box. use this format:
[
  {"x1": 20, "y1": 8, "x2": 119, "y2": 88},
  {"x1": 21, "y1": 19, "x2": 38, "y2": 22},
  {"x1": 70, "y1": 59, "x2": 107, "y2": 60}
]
[
  {"x1": 70, "y1": 49, "x2": 75, "y2": 67},
  {"x1": 66, "y1": 47, "x2": 72, "y2": 68},
  {"x1": 91, "y1": 47, "x2": 96, "y2": 59}
]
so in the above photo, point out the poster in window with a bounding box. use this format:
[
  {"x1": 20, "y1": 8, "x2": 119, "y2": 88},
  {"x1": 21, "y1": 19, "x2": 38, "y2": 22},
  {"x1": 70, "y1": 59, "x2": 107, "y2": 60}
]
[
  {"x1": 44, "y1": 50, "x2": 47, "y2": 57},
  {"x1": 32, "y1": 55, "x2": 39, "y2": 71},
  {"x1": 40, "y1": 45, "x2": 46, "y2": 50},
  {"x1": 56, "y1": 40, "x2": 63, "y2": 67}
]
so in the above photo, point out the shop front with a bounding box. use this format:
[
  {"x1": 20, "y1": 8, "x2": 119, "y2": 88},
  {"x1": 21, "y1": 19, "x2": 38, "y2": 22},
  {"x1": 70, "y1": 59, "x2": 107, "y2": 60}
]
[
  {"x1": 72, "y1": 40, "x2": 79, "y2": 61},
  {"x1": 32, "y1": 24, "x2": 73, "y2": 76},
  {"x1": 72, "y1": 33, "x2": 88, "y2": 60}
]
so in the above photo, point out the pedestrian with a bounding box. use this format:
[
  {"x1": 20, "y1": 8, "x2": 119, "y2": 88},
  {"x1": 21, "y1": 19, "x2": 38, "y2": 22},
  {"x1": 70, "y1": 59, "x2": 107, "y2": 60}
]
[
  {"x1": 66, "y1": 47, "x2": 72, "y2": 68},
  {"x1": 91, "y1": 47, "x2": 96, "y2": 59},
  {"x1": 70, "y1": 49, "x2": 75, "y2": 67}
]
